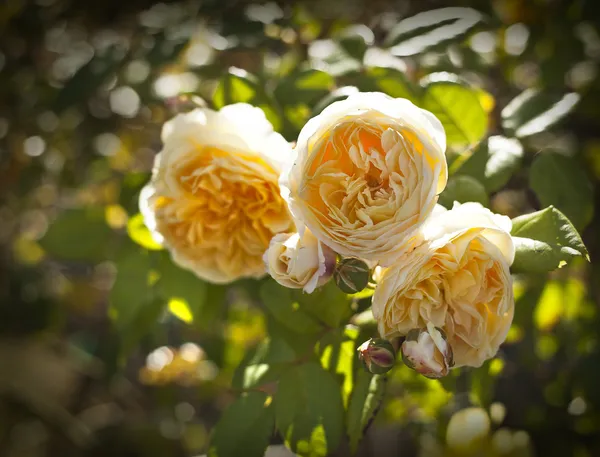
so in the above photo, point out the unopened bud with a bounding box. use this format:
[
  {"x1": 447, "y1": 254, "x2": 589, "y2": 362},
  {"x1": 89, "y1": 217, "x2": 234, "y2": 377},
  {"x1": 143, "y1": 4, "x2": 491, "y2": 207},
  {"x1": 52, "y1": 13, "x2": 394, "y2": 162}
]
[
  {"x1": 334, "y1": 257, "x2": 370, "y2": 294},
  {"x1": 357, "y1": 338, "x2": 396, "y2": 374},
  {"x1": 401, "y1": 322, "x2": 454, "y2": 379}
]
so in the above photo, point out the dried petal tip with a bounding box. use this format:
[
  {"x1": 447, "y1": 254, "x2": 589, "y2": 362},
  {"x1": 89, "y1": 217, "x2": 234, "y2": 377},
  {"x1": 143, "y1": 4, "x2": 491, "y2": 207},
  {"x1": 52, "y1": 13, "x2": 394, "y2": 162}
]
[
  {"x1": 334, "y1": 257, "x2": 371, "y2": 294},
  {"x1": 357, "y1": 338, "x2": 397, "y2": 374},
  {"x1": 401, "y1": 322, "x2": 454, "y2": 379}
]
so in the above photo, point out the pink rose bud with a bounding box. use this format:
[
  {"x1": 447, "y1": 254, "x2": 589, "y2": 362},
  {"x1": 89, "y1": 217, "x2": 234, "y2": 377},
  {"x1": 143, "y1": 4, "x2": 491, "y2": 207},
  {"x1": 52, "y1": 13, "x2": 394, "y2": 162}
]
[
  {"x1": 401, "y1": 322, "x2": 454, "y2": 379},
  {"x1": 357, "y1": 338, "x2": 396, "y2": 374}
]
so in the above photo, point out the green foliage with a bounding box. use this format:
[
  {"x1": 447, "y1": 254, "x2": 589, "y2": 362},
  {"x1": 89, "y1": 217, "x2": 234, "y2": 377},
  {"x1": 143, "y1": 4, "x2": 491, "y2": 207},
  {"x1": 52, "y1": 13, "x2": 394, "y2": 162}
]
[
  {"x1": 455, "y1": 136, "x2": 524, "y2": 192},
  {"x1": 209, "y1": 391, "x2": 274, "y2": 457},
  {"x1": 127, "y1": 213, "x2": 163, "y2": 251},
  {"x1": 501, "y1": 89, "x2": 580, "y2": 138},
  {"x1": 439, "y1": 175, "x2": 489, "y2": 207},
  {"x1": 347, "y1": 372, "x2": 385, "y2": 453},
  {"x1": 40, "y1": 208, "x2": 114, "y2": 261},
  {"x1": 275, "y1": 362, "x2": 345, "y2": 455},
  {"x1": 384, "y1": 7, "x2": 483, "y2": 55},
  {"x1": 274, "y1": 69, "x2": 335, "y2": 107},
  {"x1": 6, "y1": 2, "x2": 599, "y2": 457},
  {"x1": 530, "y1": 152, "x2": 594, "y2": 230},
  {"x1": 420, "y1": 73, "x2": 488, "y2": 148},
  {"x1": 511, "y1": 206, "x2": 589, "y2": 273},
  {"x1": 213, "y1": 68, "x2": 264, "y2": 108},
  {"x1": 260, "y1": 281, "x2": 324, "y2": 335}
]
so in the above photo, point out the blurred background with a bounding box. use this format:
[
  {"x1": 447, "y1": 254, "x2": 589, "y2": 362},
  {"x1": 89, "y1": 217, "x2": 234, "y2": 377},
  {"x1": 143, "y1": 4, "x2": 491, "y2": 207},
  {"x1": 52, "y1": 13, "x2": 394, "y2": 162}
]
[{"x1": 1, "y1": 0, "x2": 600, "y2": 456}]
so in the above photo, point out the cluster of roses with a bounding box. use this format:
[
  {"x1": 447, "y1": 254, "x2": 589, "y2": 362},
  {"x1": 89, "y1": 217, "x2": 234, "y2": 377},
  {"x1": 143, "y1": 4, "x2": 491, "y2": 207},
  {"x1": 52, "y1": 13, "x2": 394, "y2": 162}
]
[{"x1": 140, "y1": 92, "x2": 514, "y2": 378}]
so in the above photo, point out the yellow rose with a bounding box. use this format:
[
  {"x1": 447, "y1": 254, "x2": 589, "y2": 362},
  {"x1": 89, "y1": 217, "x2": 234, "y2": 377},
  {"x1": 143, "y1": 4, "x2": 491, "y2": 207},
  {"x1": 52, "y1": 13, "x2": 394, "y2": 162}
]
[
  {"x1": 140, "y1": 104, "x2": 294, "y2": 283},
  {"x1": 281, "y1": 92, "x2": 448, "y2": 265},
  {"x1": 373, "y1": 203, "x2": 515, "y2": 368},
  {"x1": 263, "y1": 227, "x2": 336, "y2": 293}
]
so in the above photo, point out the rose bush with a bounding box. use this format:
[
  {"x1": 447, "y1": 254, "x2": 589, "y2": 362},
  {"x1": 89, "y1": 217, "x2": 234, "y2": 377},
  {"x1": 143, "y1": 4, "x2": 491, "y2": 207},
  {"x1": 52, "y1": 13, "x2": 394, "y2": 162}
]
[{"x1": 28, "y1": 4, "x2": 594, "y2": 456}]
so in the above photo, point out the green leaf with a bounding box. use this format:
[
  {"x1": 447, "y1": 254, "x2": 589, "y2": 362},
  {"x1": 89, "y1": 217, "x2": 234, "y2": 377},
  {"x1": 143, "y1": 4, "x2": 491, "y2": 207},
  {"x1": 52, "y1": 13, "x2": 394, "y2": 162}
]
[
  {"x1": 385, "y1": 7, "x2": 483, "y2": 54},
  {"x1": 109, "y1": 243, "x2": 157, "y2": 327},
  {"x1": 347, "y1": 372, "x2": 385, "y2": 453},
  {"x1": 529, "y1": 152, "x2": 594, "y2": 230},
  {"x1": 318, "y1": 327, "x2": 359, "y2": 406},
  {"x1": 109, "y1": 243, "x2": 165, "y2": 355},
  {"x1": 213, "y1": 67, "x2": 282, "y2": 131},
  {"x1": 260, "y1": 281, "x2": 323, "y2": 334},
  {"x1": 308, "y1": 39, "x2": 361, "y2": 77},
  {"x1": 157, "y1": 252, "x2": 207, "y2": 325},
  {"x1": 40, "y1": 208, "x2": 114, "y2": 261},
  {"x1": 501, "y1": 89, "x2": 580, "y2": 138},
  {"x1": 482, "y1": 136, "x2": 524, "y2": 191},
  {"x1": 275, "y1": 362, "x2": 345, "y2": 454},
  {"x1": 232, "y1": 337, "x2": 296, "y2": 390},
  {"x1": 295, "y1": 282, "x2": 353, "y2": 328},
  {"x1": 454, "y1": 136, "x2": 524, "y2": 192},
  {"x1": 511, "y1": 206, "x2": 589, "y2": 273},
  {"x1": 209, "y1": 391, "x2": 274, "y2": 457},
  {"x1": 337, "y1": 25, "x2": 374, "y2": 61},
  {"x1": 347, "y1": 67, "x2": 418, "y2": 102},
  {"x1": 420, "y1": 73, "x2": 488, "y2": 148},
  {"x1": 213, "y1": 67, "x2": 261, "y2": 108},
  {"x1": 438, "y1": 175, "x2": 488, "y2": 208},
  {"x1": 274, "y1": 69, "x2": 335, "y2": 107},
  {"x1": 127, "y1": 213, "x2": 163, "y2": 250}
]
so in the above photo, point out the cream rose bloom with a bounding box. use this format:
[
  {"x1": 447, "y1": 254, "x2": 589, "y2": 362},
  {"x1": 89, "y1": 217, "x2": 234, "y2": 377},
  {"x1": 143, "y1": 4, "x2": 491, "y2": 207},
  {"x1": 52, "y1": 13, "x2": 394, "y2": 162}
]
[
  {"x1": 263, "y1": 227, "x2": 336, "y2": 293},
  {"x1": 372, "y1": 202, "x2": 515, "y2": 368},
  {"x1": 140, "y1": 104, "x2": 294, "y2": 283},
  {"x1": 280, "y1": 92, "x2": 448, "y2": 265}
]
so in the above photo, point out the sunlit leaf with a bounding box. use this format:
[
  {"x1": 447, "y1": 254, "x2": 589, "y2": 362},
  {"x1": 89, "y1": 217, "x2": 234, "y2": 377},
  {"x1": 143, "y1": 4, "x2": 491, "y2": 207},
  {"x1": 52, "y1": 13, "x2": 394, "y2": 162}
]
[
  {"x1": 157, "y1": 252, "x2": 207, "y2": 325},
  {"x1": 213, "y1": 67, "x2": 261, "y2": 108},
  {"x1": 501, "y1": 89, "x2": 580, "y2": 138},
  {"x1": 168, "y1": 298, "x2": 193, "y2": 323},
  {"x1": 275, "y1": 69, "x2": 335, "y2": 107},
  {"x1": 385, "y1": 7, "x2": 484, "y2": 55},
  {"x1": 338, "y1": 25, "x2": 374, "y2": 61},
  {"x1": 347, "y1": 371, "x2": 385, "y2": 453},
  {"x1": 420, "y1": 73, "x2": 488, "y2": 148},
  {"x1": 127, "y1": 213, "x2": 164, "y2": 250},
  {"x1": 534, "y1": 281, "x2": 564, "y2": 331},
  {"x1": 308, "y1": 39, "x2": 361, "y2": 76},
  {"x1": 454, "y1": 135, "x2": 524, "y2": 191},
  {"x1": 347, "y1": 67, "x2": 418, "y2": 102},
  {"x1": 511, "y1": 206, "x2": 589, "y2": 272},
  {"x1": 530, "y1": 152, "x2": 594, "y2": 230},
  {"x1": 275, "y1": 362, "x2": 345, "y2": 454},
  {"x1": 319, "y1": 328, "x2": 357, "y2": 406},
  {"x1": 209, "y1": 391, "x2": 274, "y2": 457},
  {"x1": 232, "y1": 337, "x2": 296, "y2": 390}
]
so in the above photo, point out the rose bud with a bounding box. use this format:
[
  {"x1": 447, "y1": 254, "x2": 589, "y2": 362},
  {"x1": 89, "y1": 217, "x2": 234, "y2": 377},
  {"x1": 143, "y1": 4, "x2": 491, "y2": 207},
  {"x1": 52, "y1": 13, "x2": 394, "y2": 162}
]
[
  {"x1": 401, "y1": 322, "x2": 454, "y2": 379},
  {"x1": 334, "y1": 257, "x2": 371, "y2": 294},
  {"x1": 264, "y1": 227, "x2": 336, "y2": 293},
  {"x1": 357, "y1": 338, "x2": 397, "y2": 374}
]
